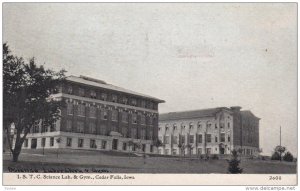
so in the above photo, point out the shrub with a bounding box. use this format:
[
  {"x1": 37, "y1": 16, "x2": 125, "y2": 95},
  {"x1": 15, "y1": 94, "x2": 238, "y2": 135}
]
[
  {"x1": 211, "y1": 154, "x2": 219, "y2": 160},
  {"x1": 227, "y1": 150, "x2": 243, "y2": 174},
  {"x1": 271, "y1": 152, "x2": 281, "y2": 160},
  {"x1": 283, "y1": 152, "x2": 294, "y2": 162}
]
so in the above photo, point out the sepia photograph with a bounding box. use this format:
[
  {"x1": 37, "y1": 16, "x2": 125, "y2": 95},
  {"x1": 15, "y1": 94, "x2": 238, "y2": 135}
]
[{"x1": 2, "y1": 2, "x2": 298, "y2": 187}]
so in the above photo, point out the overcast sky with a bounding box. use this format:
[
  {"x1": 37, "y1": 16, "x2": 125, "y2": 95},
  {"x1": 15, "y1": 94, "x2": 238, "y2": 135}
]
[{"x1": 3, "y1": 3, "x2": 297, "y2": 156}]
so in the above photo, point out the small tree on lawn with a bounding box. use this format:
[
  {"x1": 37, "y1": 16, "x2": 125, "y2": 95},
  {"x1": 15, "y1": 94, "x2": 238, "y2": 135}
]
[
  {"x1": 178, "y1": 143, "x2": 186, "y2": 157},
  {"x1": 186, "y1": 144, "x2": 194, "y2": 157},
  {"x1": 283, "y1": 151, "x2": 294, "y2": 162},
  {"x1": 228, "y1": 150, "x2": 243, "y2": 174},
  {"x1": 154, "y1": 139, "x2": 164, "y2": 154},
  {"x1": 271, "y1": 151, "x2": 281, "y2": 160},
  {"x1": 3, "y1": 43, "x2": 66, "y2": 162},
  {"x1": 275, "y1": 146, "x2": 286, "y2": 161}
]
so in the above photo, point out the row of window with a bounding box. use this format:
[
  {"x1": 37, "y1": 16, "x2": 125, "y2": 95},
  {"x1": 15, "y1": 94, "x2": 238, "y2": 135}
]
[
  {"x1": 159, "y1": 133, "x2": 231, "y2": 144},
  {"x1": 160, "y1": 147, "x2": 232, "y2": 155},
  {"x1": 24, "y1": 137, "x2": 155, "y2": 153},
  {"x1": 67, "y1": 103, "x2": 154, "y2": 125},
  {"x1": 65, "y1": 120, "x2": 153, "y2": 140},
  {"x1": 160, "y1": 122, "x2": 231, "y2": 132},
  {"x1": 66, "y1": 86, "x2": 157, "y2": 110}
]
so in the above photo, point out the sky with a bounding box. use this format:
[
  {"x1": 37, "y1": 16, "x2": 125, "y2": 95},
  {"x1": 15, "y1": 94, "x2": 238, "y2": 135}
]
[{"x1": 3, "y1": 3, "x2": 297, "y2": 156}]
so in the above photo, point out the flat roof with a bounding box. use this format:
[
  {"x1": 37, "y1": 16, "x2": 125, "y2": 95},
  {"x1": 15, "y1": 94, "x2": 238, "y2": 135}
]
[{"x1": 66, "y1": 75, "x2": 165, "y2": 103}]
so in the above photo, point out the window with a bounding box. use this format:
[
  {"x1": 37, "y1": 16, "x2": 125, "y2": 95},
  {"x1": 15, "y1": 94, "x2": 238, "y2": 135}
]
[
  {"x1": 112, "y1": 94, "x2": 118, "y2": 102},
  {"x1": 148, "y1": 130, "x2": 153, "y2": 140},
  {"x1": 149, "y1": 117, "x2": 153, "y2": 125},
  {"x1": 101, "y1": 140, "x2": 107, "y2": 149},
  {"x1": 33, "y1": 121, "x2": 40, "y2": 133},
  {"x1": 131, "y1": 98, "x2": 137, "y2": 106},
  {"x1": 50, "y1": 137, "x2": 54, "y2": 147},
  {"x1": 90, "y1": 139, "x2": 96, "y2": 148},
  {"x1": 173, "y1": 136, "x2": 178, "y2": 144},
  {"x1": 150, "y1": 145, "x2": 153, "y2": 153},
  {"x1": 164, "y1": 149, "x2": 169, "y2": 155},
  {"x1": 228, "y1": 135, "x2": 231, "y2": 142},
  {"x1": 24, "y1": 139, "x2": 28, "y2": 147},
  {"x1": 79, "y1": 88, "x2": 85, "y2": 97},
  {"x1": 189, "y1": 135, "x2": 194, "y2": 144},
  {"x1": 101, "y1": 109, "x2": 108, "y2": 120},
  {"x1": 215, "y1": 136, "x2": 218, "y2": 142},
  {"x1": 206, "y1": 134, "x2": 212, "y2": 143},
  {"x1": 215, "y1": 124, "x2": 218, "y2": 129},
  {"x1": 207, "y1": 123, "x2": 212, "y2": 128},
  {"x1": 41, "y1": 138, "x2": 46, "y2": 147},
  {"x1": 89, "y1": 106, "x2": 96, "y2": 118},
  {"x1": 111, "y1": 125, "x2": 117, "y2": 132},
  {"x1": 90, "y1": 90, "x2": 96, "y2": 99},
  {"x1": 198, "y1": 122, "x2": 202, "y2": 129},
  {"x1": 122, "y1": 127, "x2": 128, "y2": 138},
  {"x1": 122, "y1": 143, "x2": 127, "y2": 150},
  {"x1": 221, "y1": 133, "x2": 225, "y2": 142},
  {"x1": 101, "y1": 93, "x2": 107, "y2": 101},
  {"x1": 66, "y1": 120, "x2": 72, "y2": 132},
  {"x1": 132, "y1": 113, "x2": 137, "y2": 124},
  {"x1": 197, "y1": 134, "x2": 202, "y2": 143},
  {"x1": 78, "y1": 138, "x2": 84, "y2": 148},
  {"x1": 99, "y1": 124, "x2": 106, "y2": 135},
  {"x1": 140, "y1": 129, "x2": 146, "y2": 139},
  {"x1": 180, "y1": 135, "x2": 185, "y2": 144},
  {"x1": 112, "y1": 110, "x2": 118, "y2": 121},
  {"x1": 66, "y1": 138, "x2": 72, "y2": 147},
  {"x1": 50, "y1": 121, "x2": 56, "y2": 132},
  {"x1": 67, "y1": 103, "x2": 73, "y2": 115},
  {"x1": 149, "y1": 102, "x2": 153, "y2": 109},
  {"x1": 228, "y1": 122, "x2": 230, "y2": 128},
  {"x1": 164, "y1": 136, "x2": 170, "y2": 144},
  {"x1": 206, "y1": 148, "x2": 211, "y2": 154},
  {"x1": 67, "y1": 86, "x2": 73, "y2": 94},
  {"x1": 89, "y1": 122, "x2": 96, "y2": 134},
  {"x1": 77, "y1": 104, "x2": 85, "y2": 116},
  {"x1": 141, "y1": 100, "x2": 146, "y2": 108},
  {"x1": 140, "y1": 115, "x2": 146, "y2": 125},
  {"x1": 77, "y1": 121, "x2": 84, "y2": 133},
  {"x1": 122, "y1": 97, "x2": 128, "y2": 104},
  {"x1": 131, "y1": 128, "x2": 137, "y2": 139},
  {"x1": 142, "y1": 144, "x2": 146, "y2": 152},
  {"x1": 197, "y1": 148, "x2": 202, "y2": 155},
  {"x1": 122, "y1": 112, "x2": 128, "y2": 123}
]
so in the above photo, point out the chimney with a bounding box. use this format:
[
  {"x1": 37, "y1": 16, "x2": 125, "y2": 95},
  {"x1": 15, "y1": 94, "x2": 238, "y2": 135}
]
[{"x1": 230, "y1": 106, "x2": 242, "y2": 112}]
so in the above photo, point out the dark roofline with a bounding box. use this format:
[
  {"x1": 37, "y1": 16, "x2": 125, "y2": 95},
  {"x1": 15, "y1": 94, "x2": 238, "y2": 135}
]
[
  {"x1": 66, "y1": 75, "x2": 165, "y2": 103},
  {"x1": 159, "y1": 107, "x2": 234, "y2": 121}
]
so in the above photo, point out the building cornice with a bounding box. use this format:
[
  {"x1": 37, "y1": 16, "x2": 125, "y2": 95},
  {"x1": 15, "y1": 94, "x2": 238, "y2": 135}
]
[{"x1": 51, "y1": 93, "x2": 159, "y2": 114}]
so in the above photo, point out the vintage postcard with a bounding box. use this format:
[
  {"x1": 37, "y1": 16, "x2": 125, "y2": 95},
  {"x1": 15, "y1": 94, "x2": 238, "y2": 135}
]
[{"x1": 2, "y1": 2, "x2": 298, "y2": 188}]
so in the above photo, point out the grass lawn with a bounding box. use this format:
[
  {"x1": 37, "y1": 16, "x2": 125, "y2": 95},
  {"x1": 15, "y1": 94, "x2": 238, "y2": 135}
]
[{"x1": 3, "y1": 149, "x2": 297, "y2": 174}]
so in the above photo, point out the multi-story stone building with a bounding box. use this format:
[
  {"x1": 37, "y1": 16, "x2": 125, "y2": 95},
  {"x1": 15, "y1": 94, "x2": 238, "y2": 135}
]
[
  {"x1": 158, "y1": 107, "x2": 260, "y2": 156},
  {"x1": 21, "y1": 75, "x2": 164, "y2": 154}
]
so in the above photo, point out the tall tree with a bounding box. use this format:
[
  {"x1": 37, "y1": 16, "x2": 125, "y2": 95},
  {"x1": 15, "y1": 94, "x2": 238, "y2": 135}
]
[{"x1": 3, "y1": 43, "x2": 66, "y2": 162}]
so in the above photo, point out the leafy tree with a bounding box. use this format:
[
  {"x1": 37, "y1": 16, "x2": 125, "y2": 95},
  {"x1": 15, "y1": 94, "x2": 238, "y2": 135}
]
[
  {"x1": 186, "y1": 143, "x2": 194, "y2": 157},
  {"x1": 274, "y1": 146, "x2": 286, "y2": 161},
  {"x1": 178, "y1": 143, "x2": 186, "y2": 157},
  {"x1": 227, "y1": 150, "x2": 243, "y2": 174},
  {"x1": 271, "y1": 151, "x2": 281, "y2": 160},
  {"x1": 3, "y1": 43, "x2": 66, "y2": 162},
  {"x1": 283, "y1": 151, "x2": 294, "y2": 162}
]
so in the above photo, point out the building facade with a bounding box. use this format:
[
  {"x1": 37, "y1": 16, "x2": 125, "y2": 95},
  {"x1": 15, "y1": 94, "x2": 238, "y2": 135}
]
[
  {"x1": 21, "y1": 75, "x2": 164, "y2": 154},
  {"x1": 158, "y1": 107, "x2": 260, "y2": 156}
]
